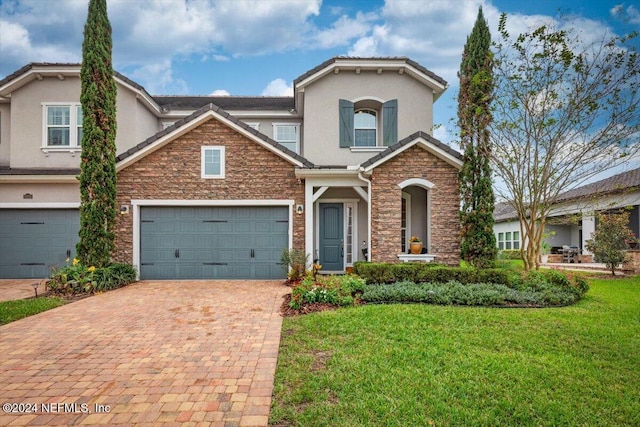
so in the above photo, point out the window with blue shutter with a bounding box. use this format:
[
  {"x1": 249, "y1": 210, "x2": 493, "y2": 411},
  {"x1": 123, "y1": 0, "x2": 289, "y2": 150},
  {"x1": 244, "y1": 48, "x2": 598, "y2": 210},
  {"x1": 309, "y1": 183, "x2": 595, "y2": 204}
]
[
  {"x1": 339, "y1": 99, "x2": 354, "y2": 147},
  {"x1": 382, "y1": 99, "x2": 398, "y2": 146},
  {"x1": 339, "y1": 98, "x2": 398, "y2": 148}
]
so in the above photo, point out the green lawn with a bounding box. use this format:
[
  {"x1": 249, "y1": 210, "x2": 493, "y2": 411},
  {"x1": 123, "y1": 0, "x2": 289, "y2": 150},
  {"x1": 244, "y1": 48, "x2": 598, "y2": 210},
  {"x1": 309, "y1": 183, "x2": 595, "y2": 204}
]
[
  {"x1": 0, "y1": 297, "x2": 66, "y2": 325},
  {"x1": 270, "y1": 276, "x2": 640, "y2": 426}
]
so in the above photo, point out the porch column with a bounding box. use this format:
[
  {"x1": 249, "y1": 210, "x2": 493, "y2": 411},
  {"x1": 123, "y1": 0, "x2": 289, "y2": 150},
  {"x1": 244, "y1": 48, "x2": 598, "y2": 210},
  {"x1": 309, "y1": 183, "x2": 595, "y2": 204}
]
[
  {"x1": 304, "y1": 179, "x2": 314, "y2": 262},
  {"x1": 581, "y1": 213, "x2": 595, "y2": 255}
]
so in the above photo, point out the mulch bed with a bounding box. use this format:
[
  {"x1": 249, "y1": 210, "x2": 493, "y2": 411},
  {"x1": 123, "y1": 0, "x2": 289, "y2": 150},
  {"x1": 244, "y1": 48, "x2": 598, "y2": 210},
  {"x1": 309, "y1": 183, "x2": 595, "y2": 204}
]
[{"x1": 279, "y1": 293, "x2": 342, "y2": 317}]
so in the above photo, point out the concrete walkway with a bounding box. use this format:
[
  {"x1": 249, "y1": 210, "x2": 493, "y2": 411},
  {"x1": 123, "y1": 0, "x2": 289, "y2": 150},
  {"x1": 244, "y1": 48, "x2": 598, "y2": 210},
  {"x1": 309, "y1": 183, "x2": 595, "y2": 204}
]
[{"x1": 0, "y1": 280, "x2": 289, "y2": 426}]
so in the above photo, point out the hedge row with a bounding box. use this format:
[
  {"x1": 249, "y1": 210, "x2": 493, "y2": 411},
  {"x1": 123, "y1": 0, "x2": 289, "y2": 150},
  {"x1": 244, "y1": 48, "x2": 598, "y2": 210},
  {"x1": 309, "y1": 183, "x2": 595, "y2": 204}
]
[
  {"x1": 355, "y1": 264, "x2": 589, "y2": 307},
  {"x1": 361, "y1": 279, "x2": 584, "y2": 307},
  {"x1": 353, "y1": 261, "x2": 514, "y2": 286},
  {"x1": 498, "y1": 249, "x2": 523, "y2": 260}
]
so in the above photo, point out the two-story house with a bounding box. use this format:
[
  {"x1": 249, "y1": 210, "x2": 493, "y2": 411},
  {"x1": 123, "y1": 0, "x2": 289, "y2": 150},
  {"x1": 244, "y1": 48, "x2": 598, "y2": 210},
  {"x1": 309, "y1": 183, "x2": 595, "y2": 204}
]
[{"x1": 0, "y1": 57, "x2": 462, "y2": 279}]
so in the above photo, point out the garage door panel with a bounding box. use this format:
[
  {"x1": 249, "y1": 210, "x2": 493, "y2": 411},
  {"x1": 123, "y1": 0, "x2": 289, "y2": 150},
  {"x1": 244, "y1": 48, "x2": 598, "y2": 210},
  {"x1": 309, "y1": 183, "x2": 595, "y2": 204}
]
[
  {"x1": 0, "y1": 209, "x2": 79, "y2": 278},
  {"x1": 234, "y1": 221, "x2": 251, "y2": 233},
  {"x1": 139, "y1": 206, "x2": 288, "y2": 279}
]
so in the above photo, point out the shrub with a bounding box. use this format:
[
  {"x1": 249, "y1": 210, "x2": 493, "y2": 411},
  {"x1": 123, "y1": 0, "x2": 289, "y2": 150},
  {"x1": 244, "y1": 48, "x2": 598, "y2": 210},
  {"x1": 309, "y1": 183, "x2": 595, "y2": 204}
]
[
  {"x1": 361, "y1": 277, "x2": 584, "y2": 307},
  {"x1": 353, "y1": 262, "x2": 515, "y2": 286},
  {"x1": 289, "y1": 274, "x2": 365, "y2": 310},
  {"x1": 47, "y1": 258, "x2": 136, "y2": 296},
  {"x1": 499, "y1": 249, "x2": 523, "y2": 260},
  {"x1": 585, "y1": 211, "x2": 634, "y2": 275},
  {"x1": 92, "y1": 263, "x2": 137, "y2": 291},
  {"x1": 280, "y1": 248, "x2": 309, "y2": 281},
  {"x1": 47, "y1": 258, "x2": 97, "y2": 295}
]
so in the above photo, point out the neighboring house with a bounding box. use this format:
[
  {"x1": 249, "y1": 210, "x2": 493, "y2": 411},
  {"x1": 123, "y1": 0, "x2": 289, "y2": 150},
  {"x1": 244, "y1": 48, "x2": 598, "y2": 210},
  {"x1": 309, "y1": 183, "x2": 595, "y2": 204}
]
[
  {"x1": 494, "y1": 167, "x2": 640, "y2": 254},
  {"x1": 0, "y1": 57, "x2": 462, "y2": 279}
]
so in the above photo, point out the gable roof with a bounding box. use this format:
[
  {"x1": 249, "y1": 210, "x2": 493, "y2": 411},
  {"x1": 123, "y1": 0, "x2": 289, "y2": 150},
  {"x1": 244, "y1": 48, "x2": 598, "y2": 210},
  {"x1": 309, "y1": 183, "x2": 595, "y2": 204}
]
[
  {"x1": 154, "y1": 96, "x2": 294, "y2": 111},
  {"x1": 0, "y1": 62, "x2": 160, "y2": 112},
  {"x1": 494, "y1": 167, "x2": 640, "y2": 222},
  {"x1": 116, "y1": 102, "x2": 314, "y2": 170},
  {"x1": 360, "y1": 131, "x2": 462, "y2": 171},
  {"x1": 294, "y1": 57, "x2": 448, "y2": 100}
]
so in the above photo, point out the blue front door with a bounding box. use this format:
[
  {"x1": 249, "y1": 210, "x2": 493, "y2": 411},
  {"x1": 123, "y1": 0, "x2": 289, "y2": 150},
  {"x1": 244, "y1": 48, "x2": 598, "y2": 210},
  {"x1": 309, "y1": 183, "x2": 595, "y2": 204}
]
[{"x1": 319, "y1": 203, "x2": 344, "y2": 271}]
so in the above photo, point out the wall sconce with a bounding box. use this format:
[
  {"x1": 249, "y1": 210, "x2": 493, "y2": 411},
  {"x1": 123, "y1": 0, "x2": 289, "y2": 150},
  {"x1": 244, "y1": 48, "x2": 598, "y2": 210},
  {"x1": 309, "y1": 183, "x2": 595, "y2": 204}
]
[
  {"x1": 296, "y1": 204, "x2": 304, "y2": 215},
  {"x1": 120, "y1": 205, "x2": 130, "y2": 215},
  {"x1": 23, "y1": 193, "x2": 33, "y2": 199}
]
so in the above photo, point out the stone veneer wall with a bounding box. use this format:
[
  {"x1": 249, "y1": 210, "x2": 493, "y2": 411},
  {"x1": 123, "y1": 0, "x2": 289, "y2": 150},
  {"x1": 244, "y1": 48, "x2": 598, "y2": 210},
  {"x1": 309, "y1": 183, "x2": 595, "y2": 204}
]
[
  {"x1": 370, "y1": 145, "x2": 460, "y2": 265},
  {"x1": 114, "y1": 118, "x2": 305, "y2": 264},
  {"x1": 623, "y1": 250, "x2": 640, "y2": 273}
]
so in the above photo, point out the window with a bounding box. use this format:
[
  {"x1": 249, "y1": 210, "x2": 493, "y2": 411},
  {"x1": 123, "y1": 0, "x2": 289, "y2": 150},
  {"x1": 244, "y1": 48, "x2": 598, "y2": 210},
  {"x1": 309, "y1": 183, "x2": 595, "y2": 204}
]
[
  {"x1": 339, "y1": 98, "x2": 397, "y2": 148},
  {"x1": 273, "y1": 124, "x2": 299, "y2": 153},
  {"x1": 201, "y1": 146, "x2": 225, "y2": 179},
  {"x1": 346, "y1": 206, "x2": 353, "y2": 264},
  {"x1": 354, "y1": 109, "x2": 377, "y2": 146},
  {"x1": 43, "y1": 104, "x2": 82, "y2": 147},
  {"x1": 401, "y1": 192, "x2": 411, "y2": 252},
  {"x1": 497, "y1": 231, "x2": 520, "y2": 250}
]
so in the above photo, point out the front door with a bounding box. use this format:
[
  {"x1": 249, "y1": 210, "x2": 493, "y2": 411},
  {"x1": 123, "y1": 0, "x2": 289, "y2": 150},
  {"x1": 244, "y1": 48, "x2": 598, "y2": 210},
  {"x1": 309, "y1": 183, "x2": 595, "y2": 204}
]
[{"x1": 319, "y1": 203, "x2": 344, "y2": 271}]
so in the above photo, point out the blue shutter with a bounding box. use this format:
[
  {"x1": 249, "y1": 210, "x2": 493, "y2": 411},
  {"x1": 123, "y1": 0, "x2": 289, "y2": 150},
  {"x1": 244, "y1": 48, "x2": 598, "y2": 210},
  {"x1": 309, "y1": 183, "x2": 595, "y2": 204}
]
[
  {"x1": 382, "y1": 99, "x2": 398, "y2": 146},
  {"x1": 339, "y1": 99, "x2": 354, "y2": 148}
]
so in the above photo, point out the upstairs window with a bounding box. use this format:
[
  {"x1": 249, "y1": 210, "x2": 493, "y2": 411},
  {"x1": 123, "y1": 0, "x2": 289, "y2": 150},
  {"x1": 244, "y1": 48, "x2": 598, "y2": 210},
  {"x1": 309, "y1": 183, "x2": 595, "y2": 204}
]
[
  {"x1": 354, "y1": 109, "x2": 377, "y2": 147},
  {"x1": 273, "y1": 123, "x2": 299, "y2": 153},
  {"x1": 43, "y1": 104, "x2": 83, "y2": 147},
  {"x1": 201, "y1": 146, "x2": 225, "y2": 179},
  {"x1": 339, "y1": 99, "x2": 397, "y2": 149}
]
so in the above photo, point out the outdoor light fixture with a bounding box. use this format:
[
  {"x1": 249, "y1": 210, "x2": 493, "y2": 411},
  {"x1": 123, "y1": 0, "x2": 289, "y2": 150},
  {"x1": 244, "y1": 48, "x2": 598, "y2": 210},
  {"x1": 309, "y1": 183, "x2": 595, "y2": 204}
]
[
  {"x1": 31, "y1": 282, "x2": 39, "y2": 298},
  {"x1": 120, "y1": 205, "x2": 129, "y2": 214},
  {"x1": 296, "y1": 204, "x2": 304, "y2": 214}
]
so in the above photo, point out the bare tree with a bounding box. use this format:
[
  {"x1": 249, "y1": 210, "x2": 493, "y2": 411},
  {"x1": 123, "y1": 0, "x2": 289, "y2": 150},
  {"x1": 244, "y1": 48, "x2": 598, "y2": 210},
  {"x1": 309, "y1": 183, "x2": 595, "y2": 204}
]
[{"x1": 490, "y1": 14, "x2": 640, "y2": 270}]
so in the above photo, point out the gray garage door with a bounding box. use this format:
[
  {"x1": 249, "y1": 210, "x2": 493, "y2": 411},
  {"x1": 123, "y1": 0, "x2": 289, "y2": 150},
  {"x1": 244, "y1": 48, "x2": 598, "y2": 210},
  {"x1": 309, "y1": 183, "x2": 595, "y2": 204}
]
[
  {"x1": 0, "y1": 209, "x2": 79, "y2": 279},
  {"x1": 140, "y1": 206, "x2": 289, "y2": 279}
]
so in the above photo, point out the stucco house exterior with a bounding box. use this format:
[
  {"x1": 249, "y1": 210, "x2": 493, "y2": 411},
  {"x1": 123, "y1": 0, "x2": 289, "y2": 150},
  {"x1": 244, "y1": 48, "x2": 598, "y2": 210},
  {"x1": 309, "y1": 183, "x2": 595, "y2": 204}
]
[
  {"x1": 0, "y1": 57, "x2": 462, "y2": 279},
  {"x1": 494, "y1": 167, "x2": 640, "y2": 256}
]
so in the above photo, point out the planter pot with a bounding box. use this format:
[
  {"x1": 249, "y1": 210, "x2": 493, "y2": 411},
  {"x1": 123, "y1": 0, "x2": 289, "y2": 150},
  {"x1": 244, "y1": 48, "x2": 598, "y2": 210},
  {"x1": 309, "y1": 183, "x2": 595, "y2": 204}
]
[
  {"x1": 409, "y1": 241, "x2": 423, "y2": 254},
  {"x1": 541, "y1": 254, "x2": 549, "y2": 264}
]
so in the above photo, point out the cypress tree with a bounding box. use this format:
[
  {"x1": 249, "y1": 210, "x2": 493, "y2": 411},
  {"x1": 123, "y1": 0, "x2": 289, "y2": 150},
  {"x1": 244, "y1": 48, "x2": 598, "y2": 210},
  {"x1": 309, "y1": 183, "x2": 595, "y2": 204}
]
[
  {"x1": 76, "y1": 0, "x2": 118, "y2": 267},
  {"x1": 458, "y1": 7, "x2": 497, "y2": 268}
]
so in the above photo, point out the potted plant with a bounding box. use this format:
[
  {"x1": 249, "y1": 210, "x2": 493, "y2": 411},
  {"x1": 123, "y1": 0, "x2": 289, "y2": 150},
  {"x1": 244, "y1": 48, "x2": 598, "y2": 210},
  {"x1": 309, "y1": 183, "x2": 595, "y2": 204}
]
[
  {"x1": 540, "y1": 241, "x2": 551, "y2": 263},
  {"x1": 409, "y1": 236, "x2": 423, "y2": 254},
  {"x1": 626, "y1": 233, "x2": 639, "y2": 249}
]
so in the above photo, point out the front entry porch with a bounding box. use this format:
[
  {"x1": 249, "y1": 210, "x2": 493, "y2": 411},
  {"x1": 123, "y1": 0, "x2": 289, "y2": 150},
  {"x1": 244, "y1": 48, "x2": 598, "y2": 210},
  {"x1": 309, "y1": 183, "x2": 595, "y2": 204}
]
[{"x1": 297, "y1": 169, "x2": 436, "y2": 272}]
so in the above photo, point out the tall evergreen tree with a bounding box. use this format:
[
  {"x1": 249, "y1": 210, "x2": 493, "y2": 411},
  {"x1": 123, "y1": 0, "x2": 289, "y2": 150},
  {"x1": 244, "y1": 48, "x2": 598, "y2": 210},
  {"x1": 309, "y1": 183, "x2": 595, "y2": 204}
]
[
  {"x1": 76, "y1": 0, "x2": 118, "y2": 267},
  {"x1": 458, "y1": 7, "x2": 497, "y2": 268}
]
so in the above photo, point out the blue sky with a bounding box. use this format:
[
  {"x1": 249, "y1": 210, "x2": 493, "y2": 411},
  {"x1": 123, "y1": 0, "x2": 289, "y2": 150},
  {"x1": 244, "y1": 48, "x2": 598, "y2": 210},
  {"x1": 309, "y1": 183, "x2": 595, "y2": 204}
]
[{"x1": 1, "y1": 0, "x2": 638, "y2": 146}]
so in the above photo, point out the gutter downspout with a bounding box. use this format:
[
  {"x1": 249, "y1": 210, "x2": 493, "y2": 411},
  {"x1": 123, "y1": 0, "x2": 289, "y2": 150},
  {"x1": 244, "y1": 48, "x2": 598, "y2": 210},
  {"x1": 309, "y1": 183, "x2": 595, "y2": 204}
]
[{"x1": 357, "y1": 169, "x2": 372, "y2": 262}]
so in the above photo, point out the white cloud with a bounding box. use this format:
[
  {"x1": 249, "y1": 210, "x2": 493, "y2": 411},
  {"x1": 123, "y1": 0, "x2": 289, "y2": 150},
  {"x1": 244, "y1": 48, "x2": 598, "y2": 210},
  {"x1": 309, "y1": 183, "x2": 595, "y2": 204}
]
[
  {"x1": 0, "y1": 0, "x2": 322, "y2": 90},
  {"x1": 261, "y1": 79, "x2": 293, "y2": 96},
  {"x1": 611, "y1": 4, "x2": 640, "y2": 24},
  {"x1": 210, "y1": 89, "x2": 230, "y2": 96},
  {"x1": 314, "y1": 12, "x2": 377, "y2": 49},
  {"x1": 433, "y1": 124, "x2": 455, "y2": 146},
  {"x1": 126, "y1": 59, "x2": 188, "y2": 95},
  {"x1": 0, "y1": 0, "x2": 626, "y2": 107},
  {"x1": 0, "y1": 18, "x2": 79, "y2": 65}
]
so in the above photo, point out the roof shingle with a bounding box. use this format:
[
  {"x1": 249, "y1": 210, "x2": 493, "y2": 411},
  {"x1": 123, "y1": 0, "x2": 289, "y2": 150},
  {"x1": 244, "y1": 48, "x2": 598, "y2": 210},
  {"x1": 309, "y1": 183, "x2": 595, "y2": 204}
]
[{"x1": 494, "y1": 167, "x2": 640, "y2": 221}]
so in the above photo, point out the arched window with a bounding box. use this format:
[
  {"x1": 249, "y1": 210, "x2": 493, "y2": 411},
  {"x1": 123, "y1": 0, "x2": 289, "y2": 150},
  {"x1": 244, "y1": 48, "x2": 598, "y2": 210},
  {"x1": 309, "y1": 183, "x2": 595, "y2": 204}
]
[
  {"x1": 354, "y1": 109, "x2": 377, "y2": 146},
  {"x1": 339, "y1": 98, "x2": 397, "y2": 148}
]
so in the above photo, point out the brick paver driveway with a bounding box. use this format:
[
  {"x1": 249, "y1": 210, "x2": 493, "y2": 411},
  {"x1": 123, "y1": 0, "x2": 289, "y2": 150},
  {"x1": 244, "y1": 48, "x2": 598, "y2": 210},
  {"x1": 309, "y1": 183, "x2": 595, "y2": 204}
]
[{"x1": 0, "y1": 280, "x2": 289, "y2": 426}]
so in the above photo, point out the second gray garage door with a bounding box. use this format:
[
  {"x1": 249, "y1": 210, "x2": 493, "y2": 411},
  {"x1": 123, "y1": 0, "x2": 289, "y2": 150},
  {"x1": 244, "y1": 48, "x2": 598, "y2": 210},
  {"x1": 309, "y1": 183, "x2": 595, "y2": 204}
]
[
  {"x1": 140, "y1": 206, "x2": 289, "y2": 279},
  {"x1": 0, "y1": 209, "x2": 79, "y2": 279}
]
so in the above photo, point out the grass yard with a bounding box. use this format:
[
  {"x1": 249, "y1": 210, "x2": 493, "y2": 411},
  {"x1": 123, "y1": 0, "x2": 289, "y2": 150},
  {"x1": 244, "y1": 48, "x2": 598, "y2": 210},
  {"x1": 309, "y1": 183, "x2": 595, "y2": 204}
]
[
  {"x1": 270, "y1": 276, "x2": 640, "y2": 426},
  {"x1": 0, "y1": 297, "x2": 66, "y2": 325}
]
